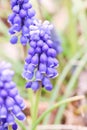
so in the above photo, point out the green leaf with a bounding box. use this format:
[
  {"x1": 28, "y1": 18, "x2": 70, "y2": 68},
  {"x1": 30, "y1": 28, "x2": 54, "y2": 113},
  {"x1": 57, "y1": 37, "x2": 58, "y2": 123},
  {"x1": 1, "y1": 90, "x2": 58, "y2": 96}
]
[
  {"x1": 55, "y1": 53, "x2": 87, "y2": 123},
  {"x1": 43, "y1": 46, "x2": 86, "y2": 124}
]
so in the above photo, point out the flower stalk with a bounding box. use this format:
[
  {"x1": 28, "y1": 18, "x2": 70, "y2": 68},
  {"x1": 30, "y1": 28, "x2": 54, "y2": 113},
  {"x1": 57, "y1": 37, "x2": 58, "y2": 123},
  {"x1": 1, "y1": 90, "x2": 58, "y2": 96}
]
[
  {"x1": 8, "y1": 126, "x2": 12, "y2": 130},
  {"x1": 31, "y1": 87, "x2": 41, "y2": 130}
]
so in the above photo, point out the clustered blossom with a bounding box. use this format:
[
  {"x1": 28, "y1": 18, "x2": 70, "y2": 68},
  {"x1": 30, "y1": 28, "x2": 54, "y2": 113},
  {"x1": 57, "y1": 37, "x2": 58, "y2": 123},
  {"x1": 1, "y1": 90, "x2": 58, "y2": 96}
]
[
  {"x1": 0, "y1": 62, "x2": 26, "y2": 130},
  {"x1": 8, "y1": 0, "x2": 36, "y2": 45},
  {"x1": 8, "y1": 0, "x2": 62, "y2": 91},
  {"x1": 8, "y1": 0, "x2": 62, "y2": 53},
  {"x1": 22, "y1": 20, "x2": 59, "y2": 91}
]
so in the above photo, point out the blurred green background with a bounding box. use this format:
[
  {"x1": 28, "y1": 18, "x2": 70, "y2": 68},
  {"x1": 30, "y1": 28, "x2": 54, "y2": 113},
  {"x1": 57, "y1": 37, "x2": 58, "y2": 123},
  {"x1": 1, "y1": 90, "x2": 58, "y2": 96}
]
[{"x1": 0, "y1": 0, "x2": 87, "y2": 126}]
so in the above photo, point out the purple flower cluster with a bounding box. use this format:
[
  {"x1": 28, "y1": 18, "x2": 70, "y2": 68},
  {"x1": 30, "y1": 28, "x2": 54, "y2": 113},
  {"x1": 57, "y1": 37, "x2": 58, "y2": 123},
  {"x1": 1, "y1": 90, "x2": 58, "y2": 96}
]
[
  {"x1": 8, "y1": 0, "x2": 36, "y2": 45},
  {"x1": 8, "y1": 0, "x2": 62, "y2": 91},
  {"x1": 0, "y1": 62, "x2": 26, "y2": 130},
  {"x1": 22, "y1": 20, "x2": 59, "y2": 91}
]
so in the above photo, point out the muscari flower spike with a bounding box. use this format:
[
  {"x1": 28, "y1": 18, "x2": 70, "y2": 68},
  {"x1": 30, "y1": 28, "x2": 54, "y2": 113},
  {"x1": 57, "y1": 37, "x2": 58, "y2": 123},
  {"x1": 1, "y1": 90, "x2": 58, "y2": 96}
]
[
  {"x1": 8, "y1": 0, "x2": 36, "y2": 45},
  {"x1": 22, "y1": 20, "x2": 59, "y2": 91},
  {"x1": 8, "y1": 0, "x2": 62, "y2": 91},
  {"x1": 8, "y1": 0, "x2": 62, "y2": 53},
  {"x1": 0, "y1": 61, "x2": 26, "y2": 130}
]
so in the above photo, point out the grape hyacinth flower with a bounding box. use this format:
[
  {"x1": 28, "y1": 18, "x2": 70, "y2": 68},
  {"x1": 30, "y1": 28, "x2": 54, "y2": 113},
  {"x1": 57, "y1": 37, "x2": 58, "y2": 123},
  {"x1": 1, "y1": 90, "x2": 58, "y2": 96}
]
[
  {"x1": 22, "y1": 20, "x2": 59, "y2": 91},
  {"x1": 8, "y1": 0, "x2": 36, "y2": 45},
  {"x1": 0, "y1": 61, "x2": 26, "y2": 130}
]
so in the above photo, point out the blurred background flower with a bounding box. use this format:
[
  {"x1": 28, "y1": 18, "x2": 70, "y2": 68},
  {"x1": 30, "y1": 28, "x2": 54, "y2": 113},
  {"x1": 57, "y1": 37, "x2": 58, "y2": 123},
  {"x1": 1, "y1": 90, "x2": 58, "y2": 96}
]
[{"x1": 0, "y1": 61, "x2": 26, "y2": 130}]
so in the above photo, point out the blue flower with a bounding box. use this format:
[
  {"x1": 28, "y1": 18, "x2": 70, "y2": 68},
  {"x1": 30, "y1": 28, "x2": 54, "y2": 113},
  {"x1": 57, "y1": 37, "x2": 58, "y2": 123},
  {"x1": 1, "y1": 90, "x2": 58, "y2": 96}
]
[
  {"x1": 8, "y1": 0, "x2": 36, "y2": 45},
  {"x1": 8, "y1": 0, "x2": 62, "y2": 91},
  {"x1": 0, "y1": 61, "x2": 26, "y2": 130},
  {"x1": 8, "y1": 0, "x2": 62, "y2": 55},
  {"x1": 22, "y1": 20, "x2": 59, "y2": 91}
]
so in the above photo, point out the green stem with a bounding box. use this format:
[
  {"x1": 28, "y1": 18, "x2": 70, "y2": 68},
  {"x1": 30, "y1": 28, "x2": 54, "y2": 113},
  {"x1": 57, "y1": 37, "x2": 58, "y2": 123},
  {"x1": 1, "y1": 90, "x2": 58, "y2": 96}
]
[
  {"x1": 22, "y1": 45, "x2": 27, "y2": 59},
  {"x1": 78, "y1": 3, "x2": 87, "y2": 41},
  {"x1": 16, "y1": 119, "x2": 26, "y2": 130},
  {"x1": 31, "y1": 88, "x2": 41, "y2": 130},
  {"x1": 32, "y1": 95, "x2": 84, "y2": 130},
  {"x1": 36, "y1": 0, "x2": 44, "y2": 21},
  {"x1": 0, "y1": 19, "x2": 9, "y2": 38},
  {"x1": 66, "y1": 0, "x2": 78, "y2": 57},
  {"x1": 28, "y1": 89, "x2": 34, "y2": 119},
  {"x1": 8, "y1": 126, "x2": 12, "y2": 130}
]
